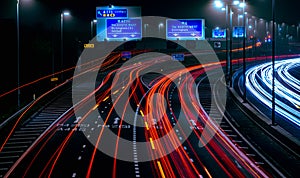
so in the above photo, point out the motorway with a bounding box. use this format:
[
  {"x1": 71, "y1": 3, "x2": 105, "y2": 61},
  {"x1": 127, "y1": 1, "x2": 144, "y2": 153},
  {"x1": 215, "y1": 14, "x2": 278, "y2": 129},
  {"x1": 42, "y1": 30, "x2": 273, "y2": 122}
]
[
  {"x1": 0, "y1": 46, "x2": 299, "y2": 177},
  {"x1": 245, "y1": 58, "x2": 300, "y2": 128}
]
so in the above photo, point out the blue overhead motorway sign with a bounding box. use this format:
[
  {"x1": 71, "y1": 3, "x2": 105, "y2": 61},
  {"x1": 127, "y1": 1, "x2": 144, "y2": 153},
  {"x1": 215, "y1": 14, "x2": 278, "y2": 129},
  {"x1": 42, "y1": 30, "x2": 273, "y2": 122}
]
[
  {"x1": 106, "y1": 18, "x2": 142, "y2": 40},
  {"x1": 96, "y1": 8, "x2": 128, "y2": 18},
  {"x1": 166, "y1": 19, "x2": 205, "y2": 40},
  {"x1": 233, "y1": 26, "x2": 246, "y2": 38},
  {"x1": 212, "y1": 28, "x2": 226, "y2": 38}
]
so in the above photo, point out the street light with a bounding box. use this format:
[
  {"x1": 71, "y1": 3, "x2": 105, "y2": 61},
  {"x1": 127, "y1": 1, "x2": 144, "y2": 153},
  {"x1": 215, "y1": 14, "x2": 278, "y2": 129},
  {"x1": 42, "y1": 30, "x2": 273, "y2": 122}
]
[
  {"x1": 297, "y1": 24, "x2": 299, "y2": 41},
  {"x1": 233, "y1": 1, "x2": 240, "y2": 5},
  {"x1": 61, "y1": 10, "x2": 70, "y2": 81},
  {"x1": 215, "y1": 0, "x2": 223, "y2": 8},
  {"x1": 271, "y1": 0, "x2": 276, "y2": 126},
  {"x1": 17, "y1": 0, "x2": 20, "y2": 108},
  {"x1": 16, "y1": 0, "x2": 32, "y2": 108},
  {"x1": 158, "y1": 23, "x2": 164, "y2": 37},
  {"x1": 242, "y1": 0, "x2": 247, "y2": 103},
  {"x1": 90, "y1": 19, "x2": 97, "y2": 40},
  {"x1": 238, "y1": 14, "x2": 243, "y2": 26},
  {"x1": 144, "y1": 24, "x2": 149, "y2": 36},
  {"x1": 214, "y1": 0, "x2": 242, "y2": 87}
]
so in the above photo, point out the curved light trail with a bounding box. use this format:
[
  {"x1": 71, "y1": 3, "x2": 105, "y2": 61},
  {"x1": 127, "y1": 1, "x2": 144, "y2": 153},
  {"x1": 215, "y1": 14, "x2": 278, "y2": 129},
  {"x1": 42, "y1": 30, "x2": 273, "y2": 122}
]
[
  {"x1": 1, "y1": 48, "x2": 280, "y2": 177},
  {"x1": 246, "y1": 58, "x2": 300, "y2": 127}
]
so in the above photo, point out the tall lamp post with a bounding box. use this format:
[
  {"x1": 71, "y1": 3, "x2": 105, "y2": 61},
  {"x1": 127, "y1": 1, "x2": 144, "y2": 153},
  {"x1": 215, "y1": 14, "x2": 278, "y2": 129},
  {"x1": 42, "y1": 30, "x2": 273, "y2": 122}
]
[
  {"x1": 241, "y1": 0, "x2": 247, "y2": 103},
  {"x1": 90, "y1": 19, "x2": 97, "y2": 40},
  {"x1": 60, "y1": 10, "x2": 70, "y2": 81},
  {"x1": 158, "y1": 23, "x2": 164, "y2": 38},
  {"x1": 271, "y1": 0, "x2": 276, "y2": 126},
  {"x1": 17, "y1": 0, "x2": 20, "y2": 108},
  {"x1": 214, "y1": 0, "x2": 242, "y2": 87}
]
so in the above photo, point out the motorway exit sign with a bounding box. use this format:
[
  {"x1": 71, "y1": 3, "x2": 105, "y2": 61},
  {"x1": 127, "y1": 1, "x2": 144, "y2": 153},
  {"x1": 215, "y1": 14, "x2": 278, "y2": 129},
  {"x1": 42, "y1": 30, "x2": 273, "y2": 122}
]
[
  {"x1": 171, "y1": 53, "x2": 185, "y2": 61},
  {"x1": 96, "y1": 8, "x2": 128, "y2": 18},
  {"x1": 233, "y1": 26, "x2": 246, "y2": 38},
  {"x1": 167, "y1": 19, "x2": 205, "y2": 40},
  {"x1": 106, "y1": 18, "x2": 142, "y2": 39},
  {"x1": 212, "y1": 28, "x2": 226, "y2": 38}
]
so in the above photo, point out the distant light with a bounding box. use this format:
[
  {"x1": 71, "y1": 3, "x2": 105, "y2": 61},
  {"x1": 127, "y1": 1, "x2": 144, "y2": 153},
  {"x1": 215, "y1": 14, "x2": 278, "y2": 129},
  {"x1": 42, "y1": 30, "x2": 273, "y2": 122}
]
[
  {"x1": 233, "y1": 1, "x2": 240, "y2": 5},
  {"x1": 239, "y1": 2, "x2": 246, "y2": 8},
  {"x1": 221, "y1": 7, "x2": 226, "y2": 11},
  {"x1": 159, "y1": 23, "x2": 164, "y2": 27},
  {"x1": 238, "y1": 14, "x2": 243, "y2": 18},
  {"x1": 248, "y1": 25, "x2": 252, "y2": 29},
  {"x1": 93, "y1": 19, "x2": 97, "y2": 23},
  {"x1": 63, "y1": 11, "x2": 70, "y2": 16},
  {"x1": 214, "y1": 0, "x2": 223, "y2": 8},
  {"x1": 244, "y1": 12, "x2": 247, "y2": 15}
]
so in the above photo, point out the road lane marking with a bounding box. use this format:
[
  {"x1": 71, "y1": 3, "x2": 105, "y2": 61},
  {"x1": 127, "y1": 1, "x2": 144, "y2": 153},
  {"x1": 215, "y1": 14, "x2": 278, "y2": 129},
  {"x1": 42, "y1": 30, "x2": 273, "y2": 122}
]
[
  {"x1": 157, "y1": 161, "x2": 166, "y2": 178},
  {"x1": 203, "y1": 166, "x2": 212, "y2": 178},
  {"x1": 112, "y1": 90, "x2": 119, "y2": 95},
  {"x1": 149, "y1": 138, "x2": 155, "y2": 150},
  {"x1": 92, "y1": 104, "x2": 99, "y2": 110},
  {"x1": 103, "y1": 96, "x2": 109, "y2": 101},
  {"x1": 144, "y1": 122, "x2": 149, "y2": 130},
  {"x1": 140, "y1": 110, "x2": 144, "y2": 117}
]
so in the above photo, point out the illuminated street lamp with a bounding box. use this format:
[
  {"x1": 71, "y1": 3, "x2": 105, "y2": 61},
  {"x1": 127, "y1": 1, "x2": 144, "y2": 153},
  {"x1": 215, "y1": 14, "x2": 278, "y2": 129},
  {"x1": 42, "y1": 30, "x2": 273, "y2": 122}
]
[
  {"x1": 17, "y1": 0, "x2": 20, "y2": 108},
  {"x1": 16, "y1": 0, "x2": 32, "y2": 108},
  {"x1": 91, "y1": 19, "x2": 97, "y2": 39},
  {"x1": 214, "y1": 0, "x2": 243, "y2": 87},
  {"x1": 144, "y1": 23, "x2": 149, "y2": 36},
  {"x1": 242, "y1": 0, "x2": 247, "y2": 103},
  {"x1": 158, "y1": 23, "x2": 164, "y2": 37},
  {"x1": 238, "y1": 14, "x2": 243, "y2": 26},
  {"x1": 271, "y1": 0, "x2": 276, "y2": 126},
  {"x1": 233, "y1": 0, "x2": 240, "y2": 5},
  {"x1": 215, "y1": 0, "x2": 223, "y2": 8},
  {"x1": 61, "y1": 10, "x2": 70, "y2": 81},
  {"x1": 297, "y1": 24, "x2": 299, "y2": 41}
]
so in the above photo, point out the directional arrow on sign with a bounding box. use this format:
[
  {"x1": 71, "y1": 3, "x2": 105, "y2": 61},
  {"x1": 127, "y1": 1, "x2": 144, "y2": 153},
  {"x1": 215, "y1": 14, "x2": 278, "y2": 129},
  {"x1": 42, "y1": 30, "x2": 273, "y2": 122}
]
[
  {"x1": 173, "y1": 33, "x2": 178, "y2": 36},
  {"x1": 112, "y1": 34, "x2": 118, "y2": 37},
  {"x1": 114, "y1": 117, "x2": 120, "y2": 124},
  {"x1": 130, "y1": 34, "x2": 136, "y2": 37}
]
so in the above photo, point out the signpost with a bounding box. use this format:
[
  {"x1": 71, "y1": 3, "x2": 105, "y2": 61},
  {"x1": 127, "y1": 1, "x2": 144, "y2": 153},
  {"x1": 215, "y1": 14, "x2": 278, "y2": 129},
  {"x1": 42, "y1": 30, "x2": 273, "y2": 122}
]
[
  {"x1": 96, "y1": 9, "x2": 128, "y2": 18},
  {"x1": 233, "y1": 26, "x2": 246, "y2": 38},
  {"x1": 106, "y1": 18, "x2": 142, "y2": 40},
  {"x1": 213, "y1": 41, "x2": 222, "y2": 48},
  {"x1": 96, "y1": 6, "x2": 142, "y2": 41},
  {"x1": 166, "y1": 19, "x2": 205, "y2": 40},
  {"x1": 212, "y1": 28, "x2": 226, "y2": 38},
  {"x1": 121, "y1": 51, "x2": 132, "y2": 59},
  {"x1": 84, "y1": 44, "x2": 94, "y2": 48},
  {"x1": 171, "y1": 53, "x2": 185, "y2": 61}
]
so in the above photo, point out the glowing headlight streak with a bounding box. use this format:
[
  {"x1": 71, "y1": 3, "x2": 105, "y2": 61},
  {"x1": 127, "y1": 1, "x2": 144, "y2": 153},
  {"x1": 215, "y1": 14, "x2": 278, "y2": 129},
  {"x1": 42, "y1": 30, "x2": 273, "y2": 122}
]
[{"x1": 246, "y1": 58, "x2": 300, "y2": 127}]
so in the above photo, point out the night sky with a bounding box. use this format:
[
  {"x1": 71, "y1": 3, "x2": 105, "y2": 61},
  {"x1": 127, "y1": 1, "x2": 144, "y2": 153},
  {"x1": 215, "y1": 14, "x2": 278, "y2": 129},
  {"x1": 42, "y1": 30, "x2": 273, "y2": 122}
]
[
  {"x1": 0, "y1": 0, "x2": 299, "y2": 108},
  {"x1": 1, "y1": 0, "x2": 299, "y2": 27}
]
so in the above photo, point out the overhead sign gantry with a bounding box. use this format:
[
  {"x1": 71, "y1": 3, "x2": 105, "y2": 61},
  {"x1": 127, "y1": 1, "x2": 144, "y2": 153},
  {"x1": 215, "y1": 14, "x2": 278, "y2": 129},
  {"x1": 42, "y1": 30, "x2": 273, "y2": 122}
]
[
  {"x1": 166, "y1": 19, "x2": 205, "y2": 40},
  {"x1": 95, "y1": 6, "x2": 141, "y2": 41},
  {"x1": 212, "y1": 28, "x2": 226, "y2": 38},
  {"x1": 233, "y1": 26, "x2": 246, "y2": 38}
]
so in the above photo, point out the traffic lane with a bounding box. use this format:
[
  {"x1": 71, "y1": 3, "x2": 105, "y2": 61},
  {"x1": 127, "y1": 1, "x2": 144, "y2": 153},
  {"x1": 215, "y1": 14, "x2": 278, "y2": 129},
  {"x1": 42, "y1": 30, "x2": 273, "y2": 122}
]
[
  {"x1": 139, "y1": 63, "x2": 268, "y2": 177},
  {"x1": 232, "y1": 68, "x2": 300, "y2": 177}
]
